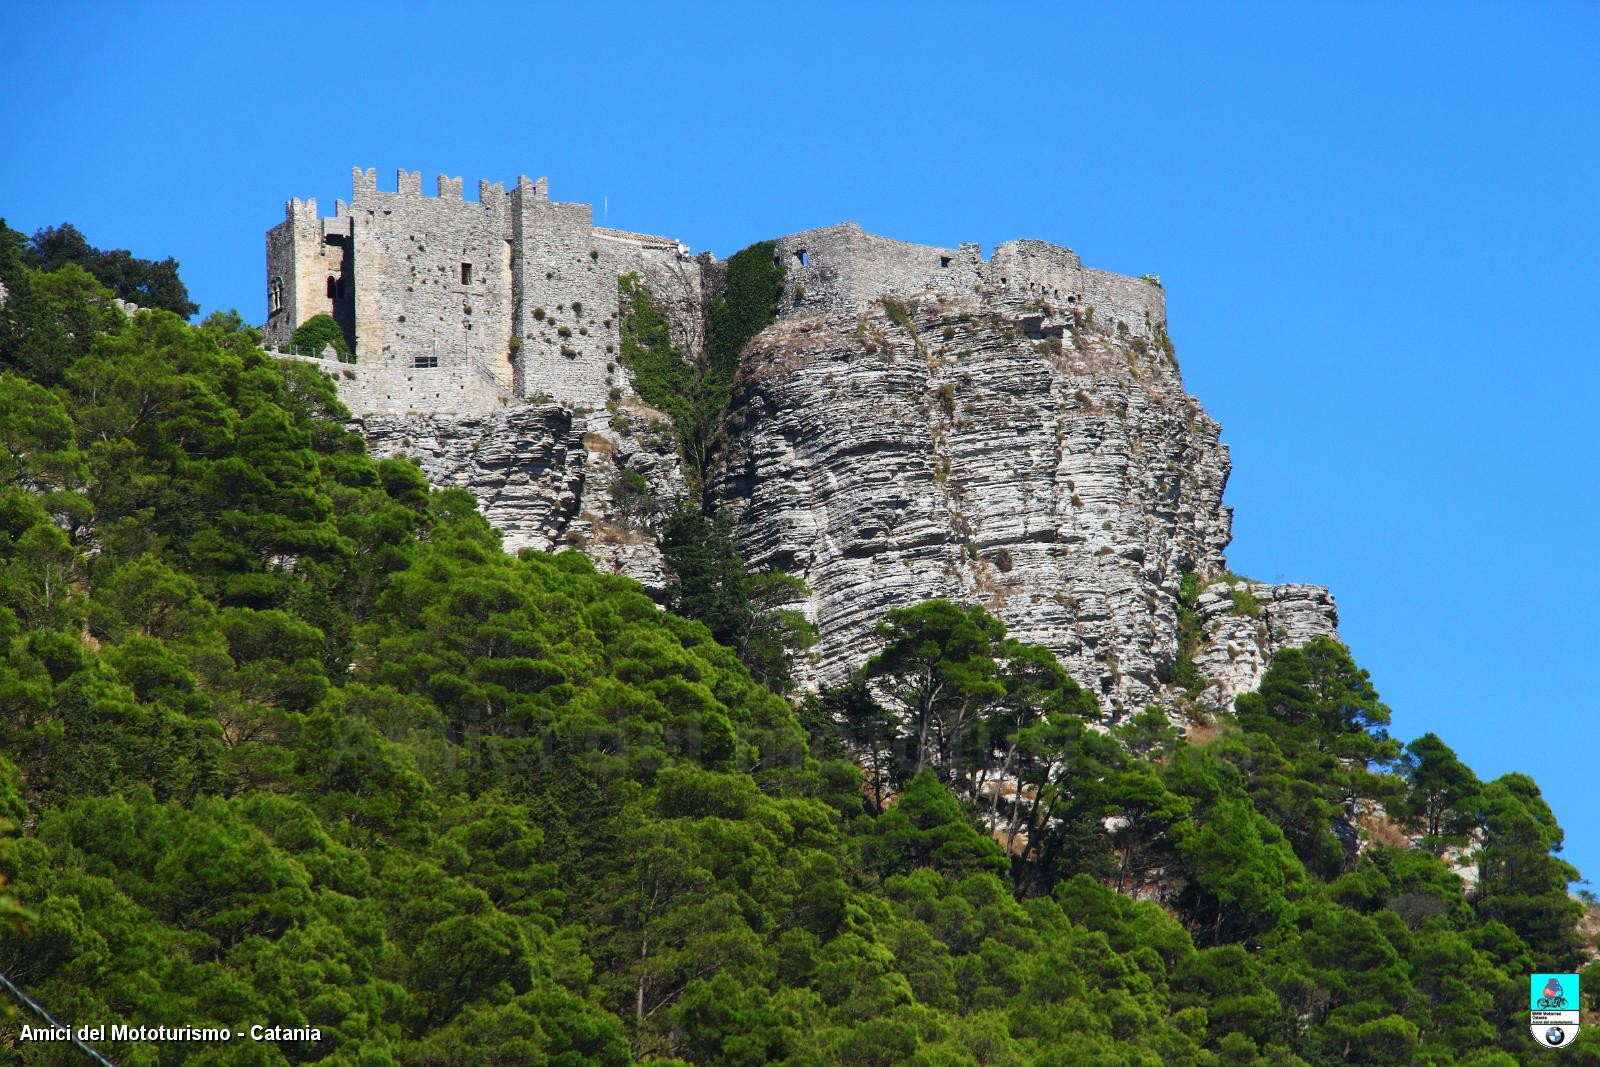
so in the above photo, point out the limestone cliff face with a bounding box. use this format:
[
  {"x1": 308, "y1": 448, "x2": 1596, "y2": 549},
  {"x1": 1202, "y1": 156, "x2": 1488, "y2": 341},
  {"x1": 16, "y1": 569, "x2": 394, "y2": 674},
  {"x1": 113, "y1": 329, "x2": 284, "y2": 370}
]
[
  {"x1": 355, "y1": 402, "x2": 683, "y2": 588},
  {"x1": 1191, "y1": 581, "x2": 1342, "y2": 710},
  {"x1": 707, "y1": 289, "x2": 1334, "y2": 716},
  {"x1": 329, "y1": 228, "x2": 1340, "y2": 717}
]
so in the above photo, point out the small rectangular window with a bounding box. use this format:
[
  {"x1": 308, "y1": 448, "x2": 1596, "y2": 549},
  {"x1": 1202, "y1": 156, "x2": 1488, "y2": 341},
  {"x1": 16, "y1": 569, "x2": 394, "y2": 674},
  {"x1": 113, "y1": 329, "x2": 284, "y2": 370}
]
[
  {"x1": 939, "y1": 256, "x2": 952, "y2": 269},
  {"x1": 414, "y1": 355, "x2": 438, "y2": 369},
  {"x1": 460, "y1": 262, "x2": 472, "y2": 285}
]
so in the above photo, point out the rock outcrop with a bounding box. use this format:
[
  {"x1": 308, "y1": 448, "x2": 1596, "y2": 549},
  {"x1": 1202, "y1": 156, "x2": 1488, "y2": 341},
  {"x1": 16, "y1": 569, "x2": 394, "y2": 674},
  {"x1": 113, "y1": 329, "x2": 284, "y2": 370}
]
[
  {"x1": 1190, "y1": 581, "x2": 1341, "y2": 709},
  {"x1": 327, "y1": 226, "x2": 1340, "y2": 717},
  {"x1": 708, "y1": 288, "x2": 1279, "y2": 715},
  {"x1": 355, "y1": 401, "x2": 684, "y2": 588}
]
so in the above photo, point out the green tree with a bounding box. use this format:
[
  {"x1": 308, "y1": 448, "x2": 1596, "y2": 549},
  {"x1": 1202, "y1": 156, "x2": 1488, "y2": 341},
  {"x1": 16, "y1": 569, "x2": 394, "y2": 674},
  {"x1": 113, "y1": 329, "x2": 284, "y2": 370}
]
[
  {"x1": 29, "y1": 222, "x2": 198, "y2": 317},
  {"x1": 861, "y1": 600, "x2": 1007, "y2": 784},
  {"x1": 289, "y1": 312, "x2": 352, "y2": 361},
  {"x1": 1397, "y1": 732, "x2": 1482, "y2": 854},
  {"x1": 657, "y1": 501, "x2": 816, "y2": 694}
]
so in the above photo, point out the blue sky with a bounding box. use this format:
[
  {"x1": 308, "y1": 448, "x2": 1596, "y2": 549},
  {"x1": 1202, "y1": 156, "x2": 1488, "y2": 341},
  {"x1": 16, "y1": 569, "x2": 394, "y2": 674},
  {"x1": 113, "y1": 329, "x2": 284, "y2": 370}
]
[{"x1": 5, "y1": 2, "x2": 1597, "y2": 880}]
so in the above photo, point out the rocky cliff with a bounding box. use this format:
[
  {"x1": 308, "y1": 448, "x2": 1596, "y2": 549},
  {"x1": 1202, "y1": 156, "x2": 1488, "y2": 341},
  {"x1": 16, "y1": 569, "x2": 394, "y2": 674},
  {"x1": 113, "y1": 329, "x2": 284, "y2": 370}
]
[
  {"x1": 707, "y1": 286, "x2": 1336, "y2": 716},
  {"x1": 333, "y1": 232, "x2": 1339, "y2": 718},
  {"x1": 355, "y1": 401, "x2": 684, "y2": 589}
]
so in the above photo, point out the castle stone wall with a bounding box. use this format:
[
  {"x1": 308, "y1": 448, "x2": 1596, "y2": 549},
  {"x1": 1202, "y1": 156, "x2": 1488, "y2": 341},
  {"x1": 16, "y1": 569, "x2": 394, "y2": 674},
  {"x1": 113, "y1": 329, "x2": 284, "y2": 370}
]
[
  {"x1": 508, "y1": 184, "x2": 613, "y2": 404},
  {"x1": 267, "y1": 167, "x2": 698, "y2": 416},
  {"x1": 769, "y1": 225, "x2": 1166, "y2": 343},
  {"x1": 773, "y1": 223, "x2": 983, "y2": 312},
  {"x1": 348, "y1": 169, "x2": 516, "y2": 404},
  {"x1": 263, "y1": 199, "x2": 352, "y2": 351},
  {"x1": 990, "y1": 240, "x2": 1166, "y2": 340},
  {"x1": 265, "y1": 169, "x2": 1162, "y2": 420},
  {"x1": 271, "y1": 349, "x2": 514, "y2": 416}
]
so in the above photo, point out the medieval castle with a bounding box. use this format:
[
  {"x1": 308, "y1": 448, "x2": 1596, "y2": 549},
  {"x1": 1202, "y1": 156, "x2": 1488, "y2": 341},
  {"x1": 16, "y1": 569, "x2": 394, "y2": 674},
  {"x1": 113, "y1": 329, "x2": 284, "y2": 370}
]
[{"x1": 265, "y1": 167, "x2": 1169, "y2": 416}]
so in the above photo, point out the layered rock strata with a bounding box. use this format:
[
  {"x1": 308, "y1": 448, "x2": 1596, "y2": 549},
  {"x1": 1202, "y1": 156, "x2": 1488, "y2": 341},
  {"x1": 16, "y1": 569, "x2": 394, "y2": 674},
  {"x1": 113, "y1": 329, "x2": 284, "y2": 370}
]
[
  {"x1": 325, "y1": 227, "x2": 1340, "y2": 717},
  {"x1": 355, "y1": 402, "x2": 683, "y2": 588},
  {"x1": 1190, "y1": 581, "x2": 1342, "y2": 709},
  {"x1": 708, "y1": 288, "x2": 1335, "y2": 716}
]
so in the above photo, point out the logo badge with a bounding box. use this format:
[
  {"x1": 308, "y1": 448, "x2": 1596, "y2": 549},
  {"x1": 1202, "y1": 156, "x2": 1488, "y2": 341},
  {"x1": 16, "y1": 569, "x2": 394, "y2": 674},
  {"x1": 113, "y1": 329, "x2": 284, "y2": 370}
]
[{"x1": 1530, "y1": 973, "x2": 1580, "y2": 1048}]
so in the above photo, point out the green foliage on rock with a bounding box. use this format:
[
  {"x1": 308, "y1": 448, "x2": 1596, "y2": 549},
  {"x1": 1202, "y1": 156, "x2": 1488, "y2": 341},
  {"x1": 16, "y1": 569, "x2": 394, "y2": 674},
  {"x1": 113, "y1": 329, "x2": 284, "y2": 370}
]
[
  {"x1": 617, "y1": 242, "x2": 782, "y2": 483},
  {"x1": 706, "y1": 239, "x2": 784, "y2": 374}
]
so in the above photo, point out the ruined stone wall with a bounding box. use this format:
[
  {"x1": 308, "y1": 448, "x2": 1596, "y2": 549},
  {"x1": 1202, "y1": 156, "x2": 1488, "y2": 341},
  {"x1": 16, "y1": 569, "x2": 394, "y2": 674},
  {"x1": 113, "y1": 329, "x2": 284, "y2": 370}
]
[
  {"x1": 773, "y1": 224, "x2": 983, "y2": 313},
  {"x1": 989, "y1": 240, "x2": 1166, "y2": 343},
  {"x1": 768, "y1": 226, "x2": 1168, "y2": 350}
]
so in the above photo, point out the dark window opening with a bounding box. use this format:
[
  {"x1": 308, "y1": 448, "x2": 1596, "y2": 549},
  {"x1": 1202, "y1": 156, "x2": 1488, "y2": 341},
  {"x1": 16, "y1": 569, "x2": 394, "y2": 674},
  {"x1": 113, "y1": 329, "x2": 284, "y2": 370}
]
[
  {"x1": 414, "y1": 355, "x2": 438, "y2": 369},
  {"x1": 326, "y1": 276, "x2": 337, "y2": 298},
  {"x1": 772, "y1": 254, "x2": 781, "y2": 268},
  {"x1": 268, "y1": 277, "x2": 283, "y2": 314},
  {"x1": 939, "y1": 256, "x2": 952, "y2": 268},
  {"x1": 461, "y1": 262, "x2": 472, "y2": 285},
  {"x1": 795, "y1": 249, "x2": 809, "y2": 267}
]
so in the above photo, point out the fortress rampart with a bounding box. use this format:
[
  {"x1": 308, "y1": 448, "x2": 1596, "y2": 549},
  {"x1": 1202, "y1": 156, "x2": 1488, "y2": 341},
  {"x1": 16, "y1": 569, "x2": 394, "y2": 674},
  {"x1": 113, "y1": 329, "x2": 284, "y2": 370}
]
[
  {"x1": 772, "y1": 222, "x2": 1167, "y2": 340},
  {"x1": 265, "y1": 172, "x2": 1167, "y2": 416}
]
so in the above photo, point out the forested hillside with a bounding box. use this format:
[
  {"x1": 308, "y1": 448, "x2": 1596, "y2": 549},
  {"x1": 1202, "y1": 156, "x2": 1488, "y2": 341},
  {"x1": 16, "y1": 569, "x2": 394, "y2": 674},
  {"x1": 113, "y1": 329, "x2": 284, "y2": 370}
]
[{"x1": 0, "y1": 221, "x2": 1594, "y2": 1065}]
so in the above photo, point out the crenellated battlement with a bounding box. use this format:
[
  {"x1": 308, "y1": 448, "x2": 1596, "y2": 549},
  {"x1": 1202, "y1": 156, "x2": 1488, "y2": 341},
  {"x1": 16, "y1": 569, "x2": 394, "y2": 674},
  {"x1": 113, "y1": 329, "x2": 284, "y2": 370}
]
[
  {"x1": 267, "y1": 167, "x2": 1166, "y2": 420},
  {"x1": 266, "y1": 166, "x2": 698, "y2": 416}
]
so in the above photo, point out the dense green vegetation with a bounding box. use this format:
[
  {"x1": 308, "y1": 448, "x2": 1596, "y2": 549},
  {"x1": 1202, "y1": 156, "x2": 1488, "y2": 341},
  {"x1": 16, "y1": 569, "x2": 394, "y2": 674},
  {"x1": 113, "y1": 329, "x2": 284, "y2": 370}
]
[
  {"x1": 0, "y1": 224, "x2": 1594, "y2": 1064},
  {"x1": 618, "y1": 241, "x2": 783, "y2": 482},
  {"x1": 13, "y1": 222, "x2": 197, "y2": 319},
  {"x1": 288, "y1": 314, "x2": 352, "y2": 362}
]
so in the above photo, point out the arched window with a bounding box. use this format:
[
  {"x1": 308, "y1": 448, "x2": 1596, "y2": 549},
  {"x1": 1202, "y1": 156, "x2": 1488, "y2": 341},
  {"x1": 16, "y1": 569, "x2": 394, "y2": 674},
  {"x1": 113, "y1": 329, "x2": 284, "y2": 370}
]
[
  {"x1": 269, "y1": 277, "x2": 284, "y2": 314},
  {"x1": 326, "y1": 276, "x2": 337, "y2": 298}
]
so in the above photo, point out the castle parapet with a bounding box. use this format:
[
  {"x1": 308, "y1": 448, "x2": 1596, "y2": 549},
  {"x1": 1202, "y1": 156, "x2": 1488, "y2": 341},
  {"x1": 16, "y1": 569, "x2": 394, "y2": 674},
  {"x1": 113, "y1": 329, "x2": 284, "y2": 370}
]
[
  {"x1": 774, "y1": 223, "x2": 982, "y2": 312},
  {"x1": 772, "y1": 224, "x2": 1167, "y2": 338}
]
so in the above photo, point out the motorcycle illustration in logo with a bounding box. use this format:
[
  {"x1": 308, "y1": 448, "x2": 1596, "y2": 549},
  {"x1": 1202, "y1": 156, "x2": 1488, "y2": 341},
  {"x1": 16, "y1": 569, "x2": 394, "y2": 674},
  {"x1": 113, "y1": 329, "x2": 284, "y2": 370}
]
[{"x1": 1530, "y1": 973, "x2": 1580, "y2": 1048}]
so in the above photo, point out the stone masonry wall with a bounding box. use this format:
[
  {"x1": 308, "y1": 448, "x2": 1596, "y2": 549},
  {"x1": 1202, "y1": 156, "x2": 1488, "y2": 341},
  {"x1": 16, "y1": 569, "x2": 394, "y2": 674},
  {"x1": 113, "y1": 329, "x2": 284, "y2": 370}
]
[
  {"x1": 346, "y1": 169, "x2": 516, "y2": 414},
  {"x1": 266, "y1": 168, "x2": 701, "y2": 417},
  {"x1": 769, "y1": 225, "x2": 1168, "y2": 350},
  {"x1": 774, "y1": 224, "x2": 984, "y2": 313},
  {"x1": 263, "y1": 199, "x2": 352, "y2": 351}
]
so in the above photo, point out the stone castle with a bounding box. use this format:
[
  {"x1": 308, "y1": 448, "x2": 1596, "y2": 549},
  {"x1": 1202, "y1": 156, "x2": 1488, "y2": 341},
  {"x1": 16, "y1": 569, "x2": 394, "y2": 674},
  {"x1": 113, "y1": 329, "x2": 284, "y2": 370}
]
[
  {"x1": 264, "y1": 168, "x2": 704, "y2": 415},
  {"x1": 264, "y1": 167, "x2": 1169, "y2": 416},
  {"x1": 264, "y1": 166, "x2": 1339, "y2": 717}
]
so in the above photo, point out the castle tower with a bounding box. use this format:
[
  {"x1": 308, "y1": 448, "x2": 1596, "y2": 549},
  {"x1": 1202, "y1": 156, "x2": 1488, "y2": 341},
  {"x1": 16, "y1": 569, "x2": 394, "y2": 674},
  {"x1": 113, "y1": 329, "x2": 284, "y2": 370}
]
[
  {"x1": 263, "y1": 197, "x2": 354, "y2": 352},
  {"x1": 265, "y1": 167, "x2": 700, "y2": 416}
]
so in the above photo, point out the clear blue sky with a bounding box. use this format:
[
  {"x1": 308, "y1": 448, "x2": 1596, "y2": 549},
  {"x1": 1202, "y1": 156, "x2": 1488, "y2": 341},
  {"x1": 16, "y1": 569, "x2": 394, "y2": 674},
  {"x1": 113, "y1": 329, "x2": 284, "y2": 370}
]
[{"x1": 5, "y1": 3, "x2": 1597, "y2": 881}]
